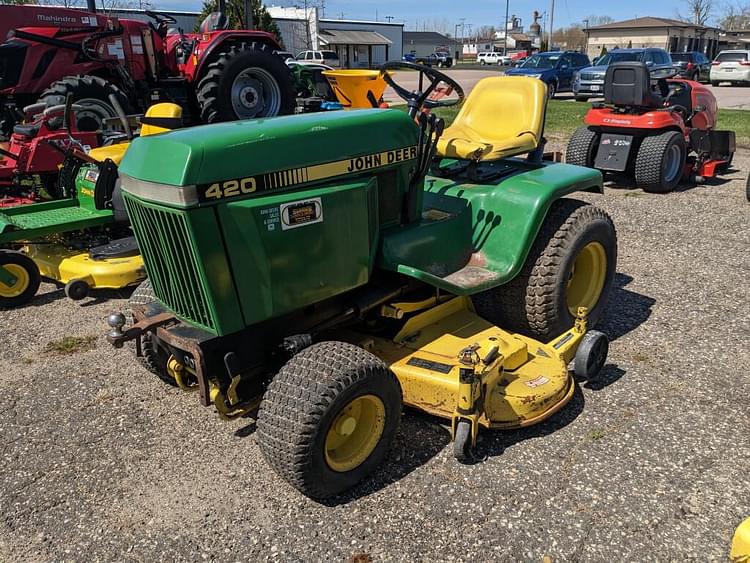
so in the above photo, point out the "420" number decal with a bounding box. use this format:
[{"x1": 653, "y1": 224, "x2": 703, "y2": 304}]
[{"x1": 202, "y1": 177, "x2": 257, "y2": 200}]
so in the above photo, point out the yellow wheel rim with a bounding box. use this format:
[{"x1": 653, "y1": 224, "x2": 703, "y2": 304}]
[
  {"x1": 325, "y1": 394, "x2": 386, "y2": 473},
  {"x1": 567, "y1": 242, "x2": 607, "y2": 315},
  {"x1": 0, "y1": 264, "x2": 30, "y2": 299}
]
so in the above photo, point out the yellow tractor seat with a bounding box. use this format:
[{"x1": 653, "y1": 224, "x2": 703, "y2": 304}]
[
  {"x1": 436, "y1": 76, "x2": 547, "y2": 162},
  {"x1": 139, "y1": 103, "x2": 183, "y2": 137}
]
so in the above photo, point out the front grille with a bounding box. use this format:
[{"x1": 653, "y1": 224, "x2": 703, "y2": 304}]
[
  {"x1": 124, "y1": 195, "x2": 216, "y2": 331},
  {"x1": 580, "y1": 72, "x2": 603, "y2": 82}
]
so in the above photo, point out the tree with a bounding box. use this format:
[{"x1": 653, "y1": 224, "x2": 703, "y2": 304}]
[
  {"x1": 553, "y1": 24, "x2": 586, "y2": 50},
  {"x1": 718, "y1": 1, "x2": 750, "y2": 29},
  {"x1": 197, "y1": 0, "x2": 283, "y2": 45},
  {"x1": 477, "y1": 25, "x2": 497, "y2": 39},
  {"x1": 585, "y1": 15, "x2": 614, "y2": 26},
  {"x1": 677, "y1": 0, "x2": 713, "y2": 25}
]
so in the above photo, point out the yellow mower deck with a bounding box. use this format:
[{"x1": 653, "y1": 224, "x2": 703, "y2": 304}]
[
  {"x1": 25, "y1": 244, "x2": 145, "y2": 290},
  {"x1": 350, "y1": 296, "x2": 586, "y2": 441}
]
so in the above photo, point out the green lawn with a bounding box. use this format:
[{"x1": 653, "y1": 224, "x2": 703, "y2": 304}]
[{"x1": 430, "y1": 100, "x2": 750, "y2": 148}]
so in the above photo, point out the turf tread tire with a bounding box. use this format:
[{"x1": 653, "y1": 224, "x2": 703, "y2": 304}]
[
  {"x1": 566, "y1": 126, "x2": 599, "y2": 168},
  {"x1": 0, "y1": 251, "x2": 40, "y2": 308},
  {"x1": 472, "y1": 199, "x2": 617, "y2": 341},
  {"x1": 257, "y1": 341, "x2": 402, "y2": 499},
  {"x1": 126, "y1": 279, "x2": 174, "y2": 386},
  {"x1": 38, "y1": 76, "x2": 131, "y2": 132},
  {"x1": 195, "y1": 41, "x2": 295, "y2": 123},
  {"x1": 634, "y1": 131, "x2": 687, "y2": 193}
]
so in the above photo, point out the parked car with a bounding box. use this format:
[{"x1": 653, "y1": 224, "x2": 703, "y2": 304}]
[
  {"x1": 296, "y1": 50, "x2": 340, "y2": 67},
  {"x1": 710, "y1": 50, "x2": 750, "y2": 86},
  {"x1": 572, "y1": 48, "x2": 673, "y2": 101},
  {"x1": 512, "y1": 57, "x2": 528, "y2": 67},
  {"x1": 402, "y1": 53, "x2": 416, "y2": 63},
  {"x1": 497, "y1": 55, "x2": 512, "y2": 66},
  {"x1": 414, "y1": 52, "x2": 453, "y2": 68},
  {"x1": 504, "y1": 51, "x2": 590, "y2": 98},
  {"x1": 477, "y1": 52, "x2": 502, "y2": 65},
  {"x1": 670, "y1": 51, "x2": 711, "y2": 82}
]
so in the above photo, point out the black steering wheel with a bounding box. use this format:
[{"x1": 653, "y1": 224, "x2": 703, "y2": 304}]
[
  {"x1": 145, "y1": 10, "x2": 177, "y2": 25},
  {"x1": 380, "y1": 61, "x2": 464, "y2": 117}
]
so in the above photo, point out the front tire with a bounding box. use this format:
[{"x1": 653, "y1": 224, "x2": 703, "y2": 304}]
[
  {"x1": 635, "y1": 131, "x2": 687, "y2": 193},
  {"x1": 127, "y1": 279, "x2": 174, "y2": 386},
  {"x1": 257, "y1": 341, "x2": 402, "y2": 499},
  {"x1": 196, "y1": 41, "x2": 295, "y2": 123},
  {"x1": 472, "y1": 199, "x2": 617, "y2": 341},
  {"x1": 566, "y1": 126, "x2": 599, "y2": 168},
  {"x1": 38, "y1": 76, "x2": 132, "y2": 132},
  {"x1": 0, "y1": 251, "x2": 40, "y2": 308}
]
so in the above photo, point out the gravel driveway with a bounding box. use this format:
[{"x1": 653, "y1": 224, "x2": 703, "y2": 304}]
[{"x1": 1, "y1": 150, "x2": 748, "y2": 562}]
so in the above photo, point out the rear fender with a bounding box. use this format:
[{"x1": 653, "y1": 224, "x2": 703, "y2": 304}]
[
  {"x1": 380, "y1": 162, "x2": 603, "y2": 295},
  {"x1": 188, "y1": 31, "x2": 281, "y2": 81},
  {"x1": 585, "y1": 107, "x2": 687, "y2": 135}
]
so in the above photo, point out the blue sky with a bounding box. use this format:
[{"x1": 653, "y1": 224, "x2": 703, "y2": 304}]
[{"x1": 162, "y1": 0, "x2": 692, "y2": 30}]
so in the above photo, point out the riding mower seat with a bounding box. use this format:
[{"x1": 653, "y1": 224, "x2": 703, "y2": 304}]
[
  {"x1": 13, "y1": 123, "x2": 41, "y2": 138},
  {"x1": 604, "y1": 62, "x2": 665, "y2": 108},
  {"x1": 436, "y1": 76, "x2": 547, "y2": 162}
]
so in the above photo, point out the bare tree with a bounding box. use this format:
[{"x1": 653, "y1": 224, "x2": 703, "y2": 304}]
[
  {"x1": 585, "y1": 15, "x2": 615, "y2": 26},
  {"x1": 476, "y1": 25, "x2": 496, "y2": 39},
  {"x1": 677, "y1": 0, "x2": 713, "y2": 24},
  {"x1": 718, "y1": 1, "x2": 750, "y2": 28},
  {"x1": 553, "y1": 24, "x2": 586, "y2": 50},
  {"x1": 34, "y1": 0, "x2": 85, "y2": 7}
]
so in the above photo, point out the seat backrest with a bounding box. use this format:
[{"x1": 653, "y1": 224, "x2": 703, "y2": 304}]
[
  {"x1": 199, "y1": 11, "x2": 229, "y2": 33},
  {"x1": 449, "y1": 76, "x2": 547, "y2": 146},
  {"x1": 604, "y1": 62, "x2": 660, "y2": 107},
  {"x1": 140, "y1": 103, "x2": 183, "y2": 137}
]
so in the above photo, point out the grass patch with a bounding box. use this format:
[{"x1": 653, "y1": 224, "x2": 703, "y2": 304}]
[
  {"x1": 587, "y1": 428, "x2": 606, "y2": 441},
  {"x1": 432, "y1": 100, "x2": 750, "y2": 147},
  {"x1": 45, "y1": 335, "x2": 96, "y2": 355}
]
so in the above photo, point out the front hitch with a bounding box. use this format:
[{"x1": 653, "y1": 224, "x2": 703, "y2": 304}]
[{"x1": 106, "y1": 308, "x2": 175, "y2": 348}]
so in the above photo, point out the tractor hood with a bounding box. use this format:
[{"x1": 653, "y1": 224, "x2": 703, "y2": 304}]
[{"x1": 119, "y1": 109, "x2": 419, "y2": 208}]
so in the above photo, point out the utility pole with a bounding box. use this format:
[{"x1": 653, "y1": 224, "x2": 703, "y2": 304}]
[
  {"x1": 504, "y1": 0, "x2": 510, "y2": 56},
  {"x1": 547, "y1": 0, "x2": 555, "y2": 50},
  {"x1": 385, "y1": 16, "x2": 394, "y2": 23},
  {"x1": 459, "y1": 18, "x2": 465, "y2": 62},
  {"x1": 582, "y1": 18, "x2": 589, "y2": 54}
]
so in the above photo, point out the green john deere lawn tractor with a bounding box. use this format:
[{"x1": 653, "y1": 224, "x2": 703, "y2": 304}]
[{"x1": 107, "y1": 63, "x2": 618, "y2": 499}]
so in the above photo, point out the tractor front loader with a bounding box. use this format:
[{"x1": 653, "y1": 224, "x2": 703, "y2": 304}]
[{"x1": 107, "y1": 65, "x2": 618, "y2": 499}]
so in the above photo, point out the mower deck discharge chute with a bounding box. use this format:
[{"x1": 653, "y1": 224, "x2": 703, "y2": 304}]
[
  {"x1": 567, "y1": 62, "x2": 735, "y2": 193},
  {"x1": 0, "y1": 102, "x2": 182, "y2": 306},
  {"x1": 108, "y1": 64, "x2": 617, "y2": 499}
]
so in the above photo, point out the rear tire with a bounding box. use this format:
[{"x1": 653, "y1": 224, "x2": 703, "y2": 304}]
[
  {"x1": 38, "y1": 76, "x2": 132, "y2": 132},
  {"x1": 711, "y1": 80, "x2": 719, "y2": 87},
  {"x1": 196, "y1": 41, "x2": 295, "y2": 123},
  {"x1": 0, "y1": 251, "x2": 40, "y2": 308},
  {"x1": 472, "y1": 199, "x2": 617, "y2": 341},
  {"x1": 745, "y1": 174, "x2": 750, "y2": 202},
  {"x1": 635, "y1": 131, "x2": 687, "y2": 193},
  {"x1": 127, "y1": 279, "x2": 174, "y2": 386},
  {"x1": 566, "y1": 126, "x2": 600, "y2": 168},
  {"x1": 257, "y1": 341, "x2": 402, "y2": 499},
  {"x1": 547, "y1": 81, "x2": 557, "y2": 99}
]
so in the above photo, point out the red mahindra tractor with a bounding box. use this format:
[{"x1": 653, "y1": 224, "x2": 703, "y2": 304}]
[
  {"x1": 566, "y1": 62, "x2": 736, "y2": 193},
  {"x1": 0, "y1": 1, "x2": 294, "y2": 139}
]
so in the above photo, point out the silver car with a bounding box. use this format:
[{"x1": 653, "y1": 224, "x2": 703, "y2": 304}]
[{"x1": 710, "y1": 50, "x2": 750, "y2": 86}]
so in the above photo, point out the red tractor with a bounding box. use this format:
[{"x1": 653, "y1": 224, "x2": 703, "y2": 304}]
[
  {"x1": 566, "y1": 62, "x2": 736, "y2": 193},
  {"x1": 0, "y1": 2, "x2": 294, "y2": 138}
]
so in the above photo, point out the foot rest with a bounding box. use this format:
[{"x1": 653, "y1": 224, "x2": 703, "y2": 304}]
[{"x1": 89, "y1": 236, "x2": 139, "y2": 260}]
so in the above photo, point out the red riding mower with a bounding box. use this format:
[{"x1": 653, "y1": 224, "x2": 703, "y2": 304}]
[
  {"x1": 0, "y1": 101, "x2": 101, "y2": 207},
  {"x1": 567, "y1": 62, "x2": 736, "y2": 193}
]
